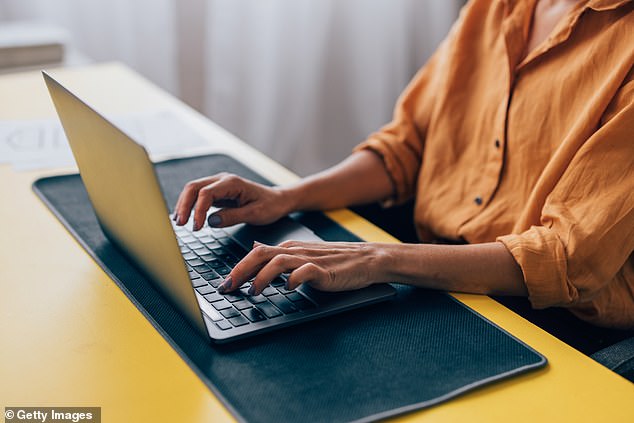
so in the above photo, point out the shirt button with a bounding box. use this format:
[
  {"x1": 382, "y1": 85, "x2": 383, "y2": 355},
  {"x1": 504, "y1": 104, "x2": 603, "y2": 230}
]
[
  {"x1": 474, "y1": 196, "x2": 483, "y2": 206},
  {"x1": 494, "y1": 139, "x2": 500, "y2": 149}
]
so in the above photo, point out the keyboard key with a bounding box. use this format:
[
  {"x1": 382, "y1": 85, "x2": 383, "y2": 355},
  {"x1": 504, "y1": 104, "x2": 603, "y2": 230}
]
[
  {"x1": 208, "y1": 246, "x2": 225, "y2": 255},
  {"x1": 242, "y1": 308, "x2": 266, "y2": 322},
  {"x1": 209, "y1": 228, "x2": 226, "y2": 237},
  {"x1": 196, "y1": 285, "x2": 215, "y2": 295},
  {"x1": 216, "y1": 236, "x2": 231, "y2": 246},
  {"x1": 207, "y1": 278, "x2": 223, "y2": 288},
  {"x1": 257, "y1": 302, "x2": 283, "y2": 318},
  {"x1": 216, "y1": 252, "x2": 236, "y2": 263},
  {"x1": 199, "y1": 302, "x2": 223, "y2": 321},
  {"x1": 269, "y1": 295, "x2": 298, "y2": 314},
  {"x1": 180, "y1": 246, "x2": 191, "y2": 254},
  {"x1": 294, "y1": 299, "x2": 316, "y2": 311},
  {"x1": 215, "y1": 320, "x2": 232, "y2": 331},
  {"x1": 187, "y1": 241, "x2": 204, "y2": 249},
  {"x1": 227, "y1": 239, "x2": 248, "y2": 253},
  {"x1": 188, "y1": 258, "x2": 205, "y2": 267},
  {"x1": 193, "y1": 264, "x2": 211, "y2": 273},
  {"x1": 246, "y1": 294, "x2": 268, "y2": 304},
  {"x1": 191, "y1": 279, "x2": 207, "y2": 288},
  {"x1": 223, "y1": 293, "x2": 244, "y2": 303},
  {"x1": 207, "y1": 260, "x2": 227, "y2": 270},
  {"x1": 203, "y1": 293, "x2": 223, "y2": 303},
  {"x1": 183, "y1": 252, "x2": 198, "y2": 261},
  {"x1": 181, "y1": 236, "x2": 196, "y2": 243},
  {"x1": 202, "y1": 240, "x2": 222, "y2": 249},
  {"x1": 220, "y1": 308, "x2": 241, "y2": 318},
  {"x1": 193, "y1": 246, "x2": 210, "y2": 255},
  {"x1": 270, "y1": 277, "x2": 285, "y2": 287},
  {"x1": 223, "y1": 256, "x2": 239, "y2": 267},
  {"x1": 233, "y1": 300, "x2": 253, "y2": 310},
  {"x1": 277, "y1": 285, "x2": 295, "y2": 295},
  {"x1": 199, "y1": 254, "x2": 217, "y2": 263},
  {"x1": 212, "y1": 300, "x2": 232, "y2": 310},
  {"x1": 200, "y1": 271, "x2": 220, "y2": 281},
  {"x1": 261, "y1": 286, "x2": 278, "y2": 297},
  {"x1": 198, "y1": 236, "x2": 215, "y2": 243},
  {"x1": 215, "y1": 266, "x2": 231, "y2": 276},
  {"x1": 192, "y1": 231, "x2": 207, "y2": 239},
  {"x1": 285, "y1": 292, "x2": 304, "y2": 302},
  {"x1": 229, "y1": 315, "x2": 249, "y2": 327}
]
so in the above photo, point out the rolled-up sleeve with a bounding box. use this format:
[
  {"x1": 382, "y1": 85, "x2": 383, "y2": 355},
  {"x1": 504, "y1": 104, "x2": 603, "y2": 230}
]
[{"x1": 498, "y1": 77, "x2": 634, "y2": 312}]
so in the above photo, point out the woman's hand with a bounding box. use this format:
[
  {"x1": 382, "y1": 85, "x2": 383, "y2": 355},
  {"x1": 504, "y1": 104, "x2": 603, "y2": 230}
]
[
  {"x1": 218, "y1": 240, "x2": 389, "y2": 295},
  {"x1": 173, "y1": 173, "x2": 296, "y2": 231}
]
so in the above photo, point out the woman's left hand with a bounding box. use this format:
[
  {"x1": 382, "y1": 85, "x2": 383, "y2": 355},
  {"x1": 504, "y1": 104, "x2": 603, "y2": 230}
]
[{"x1": 218, "y1": 240, "x2": 388, "y2": 295}]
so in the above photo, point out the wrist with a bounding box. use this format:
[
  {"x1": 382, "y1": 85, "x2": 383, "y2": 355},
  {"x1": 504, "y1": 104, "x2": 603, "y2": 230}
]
[
  {"x1": 275, "y1": 183, "x2": 306, "y2": 215},
  {"x1": 367, "y1": 243, "x2": 398, "y2": 283}
]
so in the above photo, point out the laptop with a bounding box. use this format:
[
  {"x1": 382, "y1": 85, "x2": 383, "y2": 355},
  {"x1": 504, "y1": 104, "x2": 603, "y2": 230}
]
[{"x1": 43, "y1": 71, "x2": 397, "y2": 343}]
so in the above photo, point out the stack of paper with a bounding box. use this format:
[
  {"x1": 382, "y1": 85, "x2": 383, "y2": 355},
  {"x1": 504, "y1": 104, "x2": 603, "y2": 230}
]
[{"x1": 0, "y1": 21, "x2": 68, "y2": 69}]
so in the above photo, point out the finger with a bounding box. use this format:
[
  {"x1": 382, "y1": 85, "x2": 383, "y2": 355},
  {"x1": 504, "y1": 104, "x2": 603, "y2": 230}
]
[
  {"x1": 192, "y1": 184, "x2": 221, "y2": 231},
  {"x1": 174, "y1": 176, "x2": 218, "y2": 225},
  {"x1": 208, "y1": 205, "x2": 256, "y2": 228},
  {"x1": 250, "y1": 254, "x2": 305, "y2": 295},
  {"x1": 220, "y1": 244, "x2": 280, "y2": 292},
  {"x1": 286, "y1": 262, "x2": 324, "y2": 290},
  {"x1": 192, "y1": 177, "x2": 245, "y2": 230},
  {"x1": 278, "y1": 239, "x2": 344, "y2": 251}
]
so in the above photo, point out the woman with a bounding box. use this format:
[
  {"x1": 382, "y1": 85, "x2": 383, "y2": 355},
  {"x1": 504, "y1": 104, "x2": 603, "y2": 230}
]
[{"x1": 174, "y1": 0, "x2": 634, "y2": 329}]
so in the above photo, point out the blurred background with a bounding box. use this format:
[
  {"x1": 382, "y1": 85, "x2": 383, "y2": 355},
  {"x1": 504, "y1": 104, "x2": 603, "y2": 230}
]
[{"x1": 0, "y1": 0, "x2": 461, "y2": 175}]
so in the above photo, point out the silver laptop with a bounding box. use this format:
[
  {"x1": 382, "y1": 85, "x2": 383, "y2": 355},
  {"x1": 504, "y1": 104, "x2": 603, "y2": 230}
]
[{"x1": 43, "y1": 71, "x2": 396, "y2": 343}]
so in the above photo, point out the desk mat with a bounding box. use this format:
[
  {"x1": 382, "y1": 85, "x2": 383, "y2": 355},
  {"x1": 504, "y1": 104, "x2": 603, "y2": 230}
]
[{"x1": 33, "y1": 153, "x2": 546, "y2": 423}]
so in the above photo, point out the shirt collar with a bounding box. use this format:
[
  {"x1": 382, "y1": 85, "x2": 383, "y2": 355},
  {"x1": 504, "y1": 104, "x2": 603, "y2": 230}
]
[
  {"x1": 586, "y1": 0, "x2": 632, "y2": 11},
  {"x1": 500, "y1": 0, "x2": 632, "y2": 12}
]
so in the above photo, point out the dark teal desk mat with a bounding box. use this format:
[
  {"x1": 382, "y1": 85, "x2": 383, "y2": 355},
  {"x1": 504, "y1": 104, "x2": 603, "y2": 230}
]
[{"x1": 33, "y1": 153, "x2": 547, "y2": 423}]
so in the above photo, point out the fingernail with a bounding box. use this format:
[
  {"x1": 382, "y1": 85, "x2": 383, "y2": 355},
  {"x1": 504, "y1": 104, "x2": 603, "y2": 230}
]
[
  {"x1": 218, "y1": 276, "x2": 232, "y2": 293},
  {"x1": 208, "y1": 214, "x2": 221, "y2": 227},
  {"x1": 284, "y1": 280, "x2": 290, "y2": 291},
  {"x1": 172, "y1": 213, "x2": 178, "y2": 222},
  {"x1": 248, "y1": 285, "x2": 257, "y2": 296}
]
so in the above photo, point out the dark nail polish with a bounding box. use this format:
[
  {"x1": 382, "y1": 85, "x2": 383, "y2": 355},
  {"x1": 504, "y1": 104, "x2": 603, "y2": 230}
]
[
  {"x1": 284, "y1": 280, "x2": 290, "y2": 291},
  {"x1": 218, "y1": 277, "x2": 232, "y2": 293},
  {"x1": 208, "y1": 214, "x2": 221, "y2": 227},
  {"x1": 248, "y1": 285, "x2": 257, "y2": 296}
]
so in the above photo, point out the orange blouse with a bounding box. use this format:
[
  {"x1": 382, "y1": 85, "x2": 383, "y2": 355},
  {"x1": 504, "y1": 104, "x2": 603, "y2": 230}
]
[{"x1": 356, "y1": 0, "x2": 634, "y2": 328}]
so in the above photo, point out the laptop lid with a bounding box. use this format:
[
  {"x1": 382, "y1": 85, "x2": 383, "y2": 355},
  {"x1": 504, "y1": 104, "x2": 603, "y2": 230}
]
[{"x1": 43, "y1": 71, "x2": 209, "y2": 337}]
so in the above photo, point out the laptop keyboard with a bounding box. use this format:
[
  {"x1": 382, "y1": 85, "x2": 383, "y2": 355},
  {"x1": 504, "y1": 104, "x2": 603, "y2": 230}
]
[{"x1": 171, "y1": 219, "x2": 317, "y2": 331}]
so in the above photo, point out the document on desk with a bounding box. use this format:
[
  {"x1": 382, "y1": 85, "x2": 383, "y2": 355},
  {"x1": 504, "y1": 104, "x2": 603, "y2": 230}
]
[{"x1": 0, "y1": 110, "x2": 209, "y2": 170}]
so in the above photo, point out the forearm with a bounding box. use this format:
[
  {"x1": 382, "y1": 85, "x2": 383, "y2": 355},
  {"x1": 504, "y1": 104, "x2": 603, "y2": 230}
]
[
  {"x1": 376, "y1": 241, "x2": 527, "y2": 296},
  {"x1": 280, "y1": 150, "x2": 394, "y2": 212}
]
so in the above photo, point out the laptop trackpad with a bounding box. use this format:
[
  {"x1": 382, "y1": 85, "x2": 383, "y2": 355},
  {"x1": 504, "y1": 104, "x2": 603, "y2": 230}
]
[{"x1": 223, "y1": 216, "x2": 322, "y2": 250}]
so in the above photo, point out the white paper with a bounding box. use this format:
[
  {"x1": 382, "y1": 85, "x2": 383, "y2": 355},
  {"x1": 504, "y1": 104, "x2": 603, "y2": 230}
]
[{"x1": 0, "y1": 110, "x2": 210, "y2": 171}]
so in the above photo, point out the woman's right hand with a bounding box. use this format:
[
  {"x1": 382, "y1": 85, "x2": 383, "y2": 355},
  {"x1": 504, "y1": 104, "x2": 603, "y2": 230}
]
[{"x1": 173, "y1": 173, "x2": 297, "y2": 231}]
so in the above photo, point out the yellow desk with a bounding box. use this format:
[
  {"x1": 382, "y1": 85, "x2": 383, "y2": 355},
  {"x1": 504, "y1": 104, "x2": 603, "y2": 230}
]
[{"x1": 1, "y1": 63, "x2": 632, "y2": 422}]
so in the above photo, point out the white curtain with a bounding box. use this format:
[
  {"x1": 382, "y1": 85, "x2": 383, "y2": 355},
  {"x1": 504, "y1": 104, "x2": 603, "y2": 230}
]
[{"x1": 0, "y1": 0, "x2": 460, "y2": 175}]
